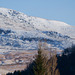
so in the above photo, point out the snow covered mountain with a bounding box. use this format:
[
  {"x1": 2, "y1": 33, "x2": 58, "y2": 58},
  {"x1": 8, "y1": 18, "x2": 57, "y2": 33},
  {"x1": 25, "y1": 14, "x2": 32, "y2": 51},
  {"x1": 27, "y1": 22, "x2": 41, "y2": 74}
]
[{"x1": 0, "y1": 7, "x2": 75, "y2": 50}]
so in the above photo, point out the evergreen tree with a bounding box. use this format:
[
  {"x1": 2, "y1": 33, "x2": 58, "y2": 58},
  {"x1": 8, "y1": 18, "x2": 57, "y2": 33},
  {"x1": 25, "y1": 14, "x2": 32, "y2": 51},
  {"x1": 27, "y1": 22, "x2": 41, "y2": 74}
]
[
  {"x1": 33, "y1": 42, "x2": 60, "y2": 75},
  {"x1": 33, "y1": 49, "x2": 47, "y2": 75}
]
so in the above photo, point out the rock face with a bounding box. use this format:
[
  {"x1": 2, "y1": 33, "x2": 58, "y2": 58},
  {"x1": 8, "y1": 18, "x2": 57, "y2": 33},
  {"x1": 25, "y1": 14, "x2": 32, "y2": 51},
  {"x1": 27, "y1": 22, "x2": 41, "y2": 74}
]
[{"x1": 0, "y1": 7, "x2": 75, "y2": 50}]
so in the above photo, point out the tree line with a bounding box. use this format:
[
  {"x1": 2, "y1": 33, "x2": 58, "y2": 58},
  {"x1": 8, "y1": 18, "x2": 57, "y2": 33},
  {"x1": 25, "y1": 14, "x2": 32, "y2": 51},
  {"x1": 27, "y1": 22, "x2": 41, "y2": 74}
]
[{"x1": 6, "y1": 44, "x2": 75, "y2": 75}]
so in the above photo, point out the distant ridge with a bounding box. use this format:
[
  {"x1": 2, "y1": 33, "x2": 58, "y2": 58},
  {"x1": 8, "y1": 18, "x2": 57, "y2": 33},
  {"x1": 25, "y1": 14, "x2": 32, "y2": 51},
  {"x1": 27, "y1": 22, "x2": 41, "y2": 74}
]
[{"x1": 0, "y1": 7, "x2": 75, "y2": 50}]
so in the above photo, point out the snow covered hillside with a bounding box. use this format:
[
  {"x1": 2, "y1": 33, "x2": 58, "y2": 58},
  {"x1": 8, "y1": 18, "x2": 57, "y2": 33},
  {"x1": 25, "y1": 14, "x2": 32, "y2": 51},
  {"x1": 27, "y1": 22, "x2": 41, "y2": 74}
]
[{"x1": 0, "y1": 7, "x2": 75, "y2": 50}]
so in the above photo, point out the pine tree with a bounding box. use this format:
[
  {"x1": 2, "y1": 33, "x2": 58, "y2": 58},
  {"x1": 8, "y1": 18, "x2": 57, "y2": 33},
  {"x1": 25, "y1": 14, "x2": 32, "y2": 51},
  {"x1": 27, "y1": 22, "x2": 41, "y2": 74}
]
[
  {"x1": 33, "y1": 49, "x2": 47, "y2": 75},
  {"x1": 33, "y1": 41, "x2": 60, "y2": 75}
]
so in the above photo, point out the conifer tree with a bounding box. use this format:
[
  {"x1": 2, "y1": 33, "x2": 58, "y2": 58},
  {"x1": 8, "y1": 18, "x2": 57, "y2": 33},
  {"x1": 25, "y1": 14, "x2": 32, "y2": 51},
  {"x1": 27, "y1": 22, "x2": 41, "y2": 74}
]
[
  {"x1": 32, "y1": 41, "x2": 60, "y2": 75},
  {"x1": 33, "y1": 49, "x2": 47, "y2": 75}
]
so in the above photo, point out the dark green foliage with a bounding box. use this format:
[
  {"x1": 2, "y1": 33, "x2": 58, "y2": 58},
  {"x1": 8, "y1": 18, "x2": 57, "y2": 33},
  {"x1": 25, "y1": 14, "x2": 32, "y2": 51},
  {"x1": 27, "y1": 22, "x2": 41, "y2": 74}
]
[
  {"x1": 6, "y1": 72, "x2": 13, "y2": 75},
  {"x1": 57, "y1": 46, "x2": 75, "y2": 75},
  {"x1": 6, "y1": 70, "x2": 22, "y2": 75},
  {"x1": 33, "y1": 49, "x2": 47, "y2": 75},
  {"x1": 17, "y1": 71, "x2": 21, "y2": 75}
]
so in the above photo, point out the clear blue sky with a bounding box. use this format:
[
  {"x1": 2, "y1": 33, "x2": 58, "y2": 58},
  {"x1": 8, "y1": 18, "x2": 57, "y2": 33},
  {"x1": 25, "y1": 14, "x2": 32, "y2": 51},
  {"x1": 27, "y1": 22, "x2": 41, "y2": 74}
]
[{"x1": 0, "y1": 0, "x2": 75, "y2": 26}]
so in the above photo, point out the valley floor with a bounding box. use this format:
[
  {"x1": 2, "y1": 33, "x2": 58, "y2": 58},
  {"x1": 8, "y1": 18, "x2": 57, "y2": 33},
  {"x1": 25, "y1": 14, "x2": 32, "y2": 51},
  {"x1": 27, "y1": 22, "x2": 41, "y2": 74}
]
[
  {"x1": 0, "y1": 47, "x2": 62, "y2": 75},
  {"x1": 0, "y1": 50, "x2": 37, "y2": 75}
]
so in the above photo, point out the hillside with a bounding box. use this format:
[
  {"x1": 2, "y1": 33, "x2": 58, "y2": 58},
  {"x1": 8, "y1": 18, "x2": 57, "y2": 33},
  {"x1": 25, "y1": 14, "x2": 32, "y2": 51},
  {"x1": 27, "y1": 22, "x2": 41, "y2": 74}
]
[{"x1": 0, "y1": 7, "x2": 75, "y2": 50}]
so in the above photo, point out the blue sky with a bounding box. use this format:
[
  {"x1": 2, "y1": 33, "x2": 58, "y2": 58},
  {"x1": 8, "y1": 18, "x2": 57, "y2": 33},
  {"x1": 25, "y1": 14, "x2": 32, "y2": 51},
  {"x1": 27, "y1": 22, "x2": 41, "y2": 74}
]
[{"x1": 0, "y1": 0, "x2": 75, "y2": 26}]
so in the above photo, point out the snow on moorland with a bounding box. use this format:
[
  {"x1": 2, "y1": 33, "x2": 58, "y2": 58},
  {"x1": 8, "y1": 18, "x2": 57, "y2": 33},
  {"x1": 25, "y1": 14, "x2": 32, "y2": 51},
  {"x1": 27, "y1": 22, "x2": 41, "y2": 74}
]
[{"x1": 0, "y1": 7, "x2": 75, "y2": 51}]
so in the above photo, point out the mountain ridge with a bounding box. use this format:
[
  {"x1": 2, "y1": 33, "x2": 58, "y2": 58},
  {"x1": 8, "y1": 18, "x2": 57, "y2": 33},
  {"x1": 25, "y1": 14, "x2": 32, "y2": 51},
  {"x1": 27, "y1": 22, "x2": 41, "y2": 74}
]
[
  {"x1": 0, "y1": 7, "x2": 75, "y2": 51},
  {"x1": 0, "y1": 7, "x2": 73, "y2": 26}
]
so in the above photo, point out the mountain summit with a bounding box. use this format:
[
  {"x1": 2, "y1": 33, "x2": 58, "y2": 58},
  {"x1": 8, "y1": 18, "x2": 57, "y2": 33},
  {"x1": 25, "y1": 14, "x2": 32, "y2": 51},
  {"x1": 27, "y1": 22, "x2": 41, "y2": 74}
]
[{"x1": 0, "y1": 7, "x2": 75, "y2": 50}]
